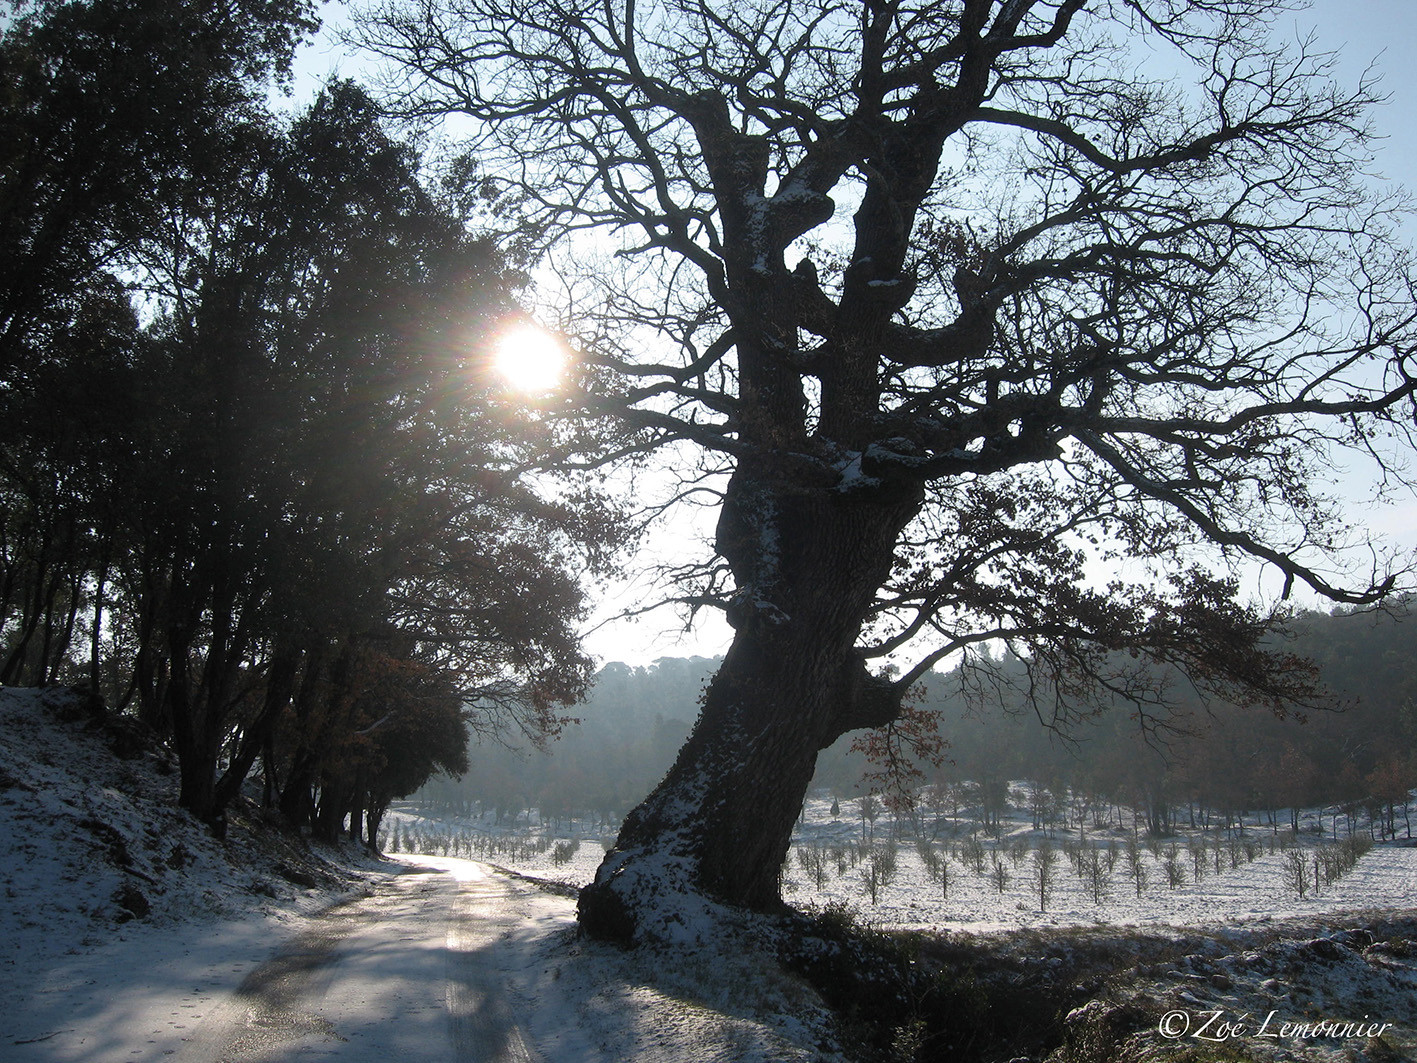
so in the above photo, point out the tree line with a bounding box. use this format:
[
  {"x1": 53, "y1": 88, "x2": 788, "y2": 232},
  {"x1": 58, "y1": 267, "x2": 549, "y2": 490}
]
[
  {"x1": 415, "y1": 656, "x2": 714, "y2": 824},
  {"x1": 0, "y1": 0, "x2": 619, "y2": 845},
  {"x1": 419, "y1": 605, "x2": 1414, "y2": 841},
  {"x1": 889, "y1": 603, "x2": 1417, "y2": 842}
]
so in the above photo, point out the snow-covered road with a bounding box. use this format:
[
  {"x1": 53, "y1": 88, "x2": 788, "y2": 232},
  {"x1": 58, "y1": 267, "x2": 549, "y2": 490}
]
[
  {"x1": 167, "y1": 857, "x2": 543, "y2": 1062},
  {"x1": 8, "y1": 857, "x2": 559, "y2": 1063},
  {"x1": 6, "y1": 855, "x2": 840, "y2": 1063}
]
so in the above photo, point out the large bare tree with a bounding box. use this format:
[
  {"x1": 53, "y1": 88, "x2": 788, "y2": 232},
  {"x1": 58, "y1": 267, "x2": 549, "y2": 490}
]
[{"x1": 359, "y1": 0, "x2": 1417, "y2": 941}]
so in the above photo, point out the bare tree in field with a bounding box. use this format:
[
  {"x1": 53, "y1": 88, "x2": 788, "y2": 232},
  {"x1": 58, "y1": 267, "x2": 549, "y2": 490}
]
[
  {"x1": 1083, "y1": 845, "x2": 1112, "y2": 904},
  {"x1": 1124, "y1": 836, "x2": 1148, "y2": 898},
  {"x1": 1282, "y1": 848, "x2": 1311, "y2": 898},
  {"x1": 360, "y1": 0, "x2": 1417, "y2": 941},
  {"x1": 1033, "y1": 840, "x2": 1060, "y2": 913}
]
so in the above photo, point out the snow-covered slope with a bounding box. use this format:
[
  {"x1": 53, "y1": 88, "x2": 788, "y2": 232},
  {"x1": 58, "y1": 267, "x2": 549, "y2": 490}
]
[
  {"x1": 0, "y1": 686, "x2": 370, "y2": 971},
  {"x1": 0, "y1": 686, "x2": 394, "y2": 1058}
]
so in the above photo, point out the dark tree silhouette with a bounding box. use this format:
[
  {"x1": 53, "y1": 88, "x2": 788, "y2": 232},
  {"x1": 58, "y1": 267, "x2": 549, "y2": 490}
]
[
  {"x1": 0, "y1": 0, "x2": 316, "y2": 375},
  {"x1": 2, "y1": 0, "x2": 621, "y2": 831},
  {"x1": 360, "y1": 0, "x2": 1417, "y2": 941},
  {"x1": 0, "y1": 0, "x2": 316, "y2": 689}
]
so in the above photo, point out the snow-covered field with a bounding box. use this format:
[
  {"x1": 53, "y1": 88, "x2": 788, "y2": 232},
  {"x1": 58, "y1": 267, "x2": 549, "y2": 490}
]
[
  {"x1": 382, "y1": 801, "x2": 1417, "y2": 1061},
  {"x1": 382, "y1": 793, "x2": 1417, "y2": 936}
]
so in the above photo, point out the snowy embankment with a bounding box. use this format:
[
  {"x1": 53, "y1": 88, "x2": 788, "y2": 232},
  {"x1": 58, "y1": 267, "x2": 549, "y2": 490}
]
[
  {"x1": 0, "y1": 687, "x2": 365, "y2": 968},
  {"x1": 0, "y1": 686, "x2": 378, "y2": 1057},
  {"x1": 0, "y1": 687, "x2": 848, "y2": 1063}
]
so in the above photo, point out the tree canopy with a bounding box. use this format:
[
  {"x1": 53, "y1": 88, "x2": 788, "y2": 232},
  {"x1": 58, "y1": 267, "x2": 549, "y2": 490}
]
[{"x1": 1, "y1": 0, "x2": 622, "y2": 840}]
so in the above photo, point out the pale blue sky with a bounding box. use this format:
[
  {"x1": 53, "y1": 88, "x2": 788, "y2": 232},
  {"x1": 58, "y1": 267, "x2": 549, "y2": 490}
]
[{"x1": 1302, "y1": 0, "x2": 1417, "y2": 182}]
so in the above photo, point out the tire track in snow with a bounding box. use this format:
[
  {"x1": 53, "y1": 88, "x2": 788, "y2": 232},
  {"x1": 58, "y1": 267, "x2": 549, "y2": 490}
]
[
  {"x1": 445, "y1": 867, "x2": 542, "y2": 1063},
  {"x1": 170, "y1": 894, "x2": 364, "y2": 1062},
  {"x1": 171, "y1": 860, "x2": 542, "y2": 1062}
]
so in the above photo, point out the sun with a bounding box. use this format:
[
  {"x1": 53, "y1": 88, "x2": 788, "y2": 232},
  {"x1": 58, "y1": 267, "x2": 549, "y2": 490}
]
[{"x1": 493, "y1": 323, "x2": 567, "y2": 394}]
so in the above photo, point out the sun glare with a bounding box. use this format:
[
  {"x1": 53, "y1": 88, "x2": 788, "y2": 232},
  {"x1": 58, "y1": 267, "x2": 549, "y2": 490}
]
[{"x1": 493, "y1": 323, "x2": 567, "y2": 394}]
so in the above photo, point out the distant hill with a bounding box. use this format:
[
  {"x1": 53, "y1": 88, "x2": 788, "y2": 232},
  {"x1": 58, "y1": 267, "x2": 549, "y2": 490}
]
[
  {"x1": 419, "y1": 604, "x2": 1416, "y2": 833},
  {"x1": 418, "y1": 656, "x2": 720, "y2": 821}
]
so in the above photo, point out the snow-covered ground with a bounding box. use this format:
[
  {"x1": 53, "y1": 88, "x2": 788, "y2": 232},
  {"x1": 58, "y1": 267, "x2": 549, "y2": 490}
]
[
  {"x1": 378, "y1": 797, "x2": 1417, "y2": 1061},
  {"x1": 4, "y1": 684, "x2": 1415, "y2": 1063},
  {"x1": 383, "y1": 792, "x2": 1417, "y2": 936},
  {"x1": 0, "y1": 687, "x2": 369, "y2": 967},
  {"x1": 0, "y1": 687, "x2": 846, "y2": 1062}
]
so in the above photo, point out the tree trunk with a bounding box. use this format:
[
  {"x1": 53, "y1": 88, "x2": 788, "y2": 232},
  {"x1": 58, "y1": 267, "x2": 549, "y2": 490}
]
[
  {"x1": 578, "y1": 459, "x2": 921, "y2": 942},
  {"x1": 0, "y1": 545, "x2": 48, "y2": 684},
  {"x1": 89, "y1": 556, "x2": 108, "y2": 693},
  {"x1": 166, "y1": 615, "x2": 220, "y2": 822},
  {"x1": 277, "y1": 643, "x2": 330, "y2": 828},
  {"x1": 347, "y1": 765, "x2": 367, "y2": 845},
  {"x1": 36, "y1": 561, "x2": 77, "y2": 685},
  {"x1": 211, "y1": 645, "x2": 301, "y2": 816},
  {"x1": 279, "y1": 749, "x2": 318, "y2": 828},
  {"x1": 365, "y1": 800, "x2": 388, "y2": 852},
  {"x1": 313, "y1": 781, "x2": 349, "y2": 844}
]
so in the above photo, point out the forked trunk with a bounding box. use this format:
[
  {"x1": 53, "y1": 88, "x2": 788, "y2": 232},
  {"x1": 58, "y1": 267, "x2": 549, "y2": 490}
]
[{"x1": 578, "y1": 460, "x2": 921, "y2": 942}]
